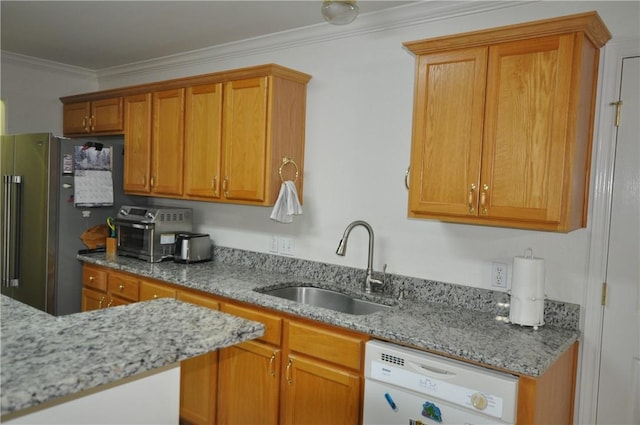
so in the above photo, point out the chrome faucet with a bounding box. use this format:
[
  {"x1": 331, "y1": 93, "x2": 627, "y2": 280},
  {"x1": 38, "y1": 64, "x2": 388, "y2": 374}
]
[{"x1": 336, "y1": 220, "x2": 384, "y2": 293}]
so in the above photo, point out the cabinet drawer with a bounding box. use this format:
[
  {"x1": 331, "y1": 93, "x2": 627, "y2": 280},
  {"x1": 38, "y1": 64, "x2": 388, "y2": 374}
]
[
  {"x1": 107, "y1": 272, "x2": 139, "y2": 302},
  {"x1": 82, "y1": 266, "x2": 107, "y2": 291},
  {"x1": 222, "y1": 303, "x2": 282, "y2": 346},
  {"x1": 177, "y1": 291, "x2": 220, "y2": 310},
  {"x1": 140, "y1": 280, "x2": 177, "y2": 301},
  {"x1": 287, "y1": 321, "x2": 364, "y2": 370}
]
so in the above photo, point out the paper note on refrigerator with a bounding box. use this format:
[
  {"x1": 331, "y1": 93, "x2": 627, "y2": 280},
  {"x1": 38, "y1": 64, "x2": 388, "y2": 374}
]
[{"x1": 73, "y1": 146, "x2": 114, "y2": 207}]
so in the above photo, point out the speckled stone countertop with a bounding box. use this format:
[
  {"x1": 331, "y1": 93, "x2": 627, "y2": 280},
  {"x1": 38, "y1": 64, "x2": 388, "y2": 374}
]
[
  {"x1": 0, "y1": 294, "x2": 264, "y2": 418},
  {"x1": 77, "y1": 249, "x2": 580, "y2": 379}
]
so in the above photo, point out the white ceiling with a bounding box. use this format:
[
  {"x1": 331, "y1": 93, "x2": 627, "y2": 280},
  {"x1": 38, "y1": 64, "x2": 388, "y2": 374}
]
[{"x1": 1, "y1": 1, "x2": 414, "y2": 70}]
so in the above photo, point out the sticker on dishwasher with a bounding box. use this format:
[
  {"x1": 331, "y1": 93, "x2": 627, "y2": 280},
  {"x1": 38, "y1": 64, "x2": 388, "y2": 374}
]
[{"x1": 421, "y1": 401, "x2": 443, "y2": 423}]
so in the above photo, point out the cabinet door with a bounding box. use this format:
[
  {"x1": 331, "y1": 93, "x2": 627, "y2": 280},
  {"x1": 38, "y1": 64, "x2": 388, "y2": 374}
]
[
  {"x1": 480, "y1": 35, "x2": 574, "y2": 224},
  {"x1": 177, "y1": 291, "x2": 219, "y2": 425},
  {"x1": 152, "y1": 88, "x2": 185, "y2": 196},
  {"x1": 81, "y1": 287, "x2": 106, "y2": 311},
  {"x1": 281, "y1": 354, "x2": 361, "y2": 425},
  {"x1": 124, "y1": 93, "x2": 152, "y2": 193},
  {"x1": 217, "y1": 341, "x2": 281, "y2": 425},
  {"x1": 184, "y1": 83, "x2": 223, "y2": 199},
  {"x1": 91, "y1": 97, "x2": 123, "y2": 134},
  {"x1": 63, "y1": 102, "x2": 91, "y2": 135},
  {"x1": 408, "y1": 47, "x2": 487, "y2": 218},
  {"x1": 222, "y1": 77, "x2": 269, "y2": 202}
]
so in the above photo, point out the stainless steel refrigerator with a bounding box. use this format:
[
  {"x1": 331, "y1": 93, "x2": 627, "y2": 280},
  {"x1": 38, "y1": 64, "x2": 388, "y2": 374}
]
[{"x1": 1, "y1": 133, "x2": 134, "y2": 315}]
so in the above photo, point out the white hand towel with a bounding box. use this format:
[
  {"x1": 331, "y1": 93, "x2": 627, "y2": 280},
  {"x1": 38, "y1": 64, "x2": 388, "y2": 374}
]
[{"x1": 270, "y1": 181, "x2": 303, "y2": 223}]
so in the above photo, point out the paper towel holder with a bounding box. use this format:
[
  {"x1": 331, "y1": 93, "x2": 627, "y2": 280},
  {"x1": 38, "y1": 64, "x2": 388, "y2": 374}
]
[{"x1": 506, "y1": 248, "x2": 546, "y2": 330}]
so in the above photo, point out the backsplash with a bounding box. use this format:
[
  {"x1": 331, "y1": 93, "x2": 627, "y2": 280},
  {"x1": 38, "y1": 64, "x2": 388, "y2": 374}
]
[{"x1": 213, "y1": 246, "x2": 580, "y2": 330}]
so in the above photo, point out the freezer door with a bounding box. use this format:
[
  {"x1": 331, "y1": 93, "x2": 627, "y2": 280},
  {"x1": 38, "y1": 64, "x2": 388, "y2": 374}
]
[{"x1": 0, "y1": 133, "x2": 56, "y2": 312}]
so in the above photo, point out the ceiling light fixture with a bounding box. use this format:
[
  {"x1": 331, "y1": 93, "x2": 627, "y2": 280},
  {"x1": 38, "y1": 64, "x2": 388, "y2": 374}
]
[{"x1": 321, "y1": 1, "x2": 359, "y2": 25}]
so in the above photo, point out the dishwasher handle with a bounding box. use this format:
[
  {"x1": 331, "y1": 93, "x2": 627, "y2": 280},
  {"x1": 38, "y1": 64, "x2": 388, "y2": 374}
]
[{"x1": 408, "y1": 360, "x2": 457, "y2": 379}]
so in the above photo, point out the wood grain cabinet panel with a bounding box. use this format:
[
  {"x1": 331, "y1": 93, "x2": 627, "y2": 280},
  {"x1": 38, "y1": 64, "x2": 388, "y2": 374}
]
[
  {"x1": 61, "y1": 64, "x2": 310, "y2": 205},
  {"x1": 405, "y1": 12, "x2": 611, "y2": 231},
  {"x1": 123, "y1": 93, "x2": 152, "y2": 194},
  {"x1": 151, "y1": 88, "x2": 185, "y2": 196},
  {"x1": 184, "y1": 83, "x2": 224, "y2": 200},
  {"x1": 63, "y1": 97, "x2": 123, "y2": 136}
]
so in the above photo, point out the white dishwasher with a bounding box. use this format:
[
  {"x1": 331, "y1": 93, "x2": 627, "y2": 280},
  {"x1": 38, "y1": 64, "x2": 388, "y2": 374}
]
[{"x1": 363, "y1": 340, "x2": 518, "y2": 425}]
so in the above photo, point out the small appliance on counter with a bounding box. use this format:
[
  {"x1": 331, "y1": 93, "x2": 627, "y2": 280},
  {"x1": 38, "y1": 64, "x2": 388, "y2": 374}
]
[
  {"x1": 114, "y1": 205, "x2": 193, "y2": 262},
  {"x1": 174, "y1": 232, "x2": 212, "y2": 264}
]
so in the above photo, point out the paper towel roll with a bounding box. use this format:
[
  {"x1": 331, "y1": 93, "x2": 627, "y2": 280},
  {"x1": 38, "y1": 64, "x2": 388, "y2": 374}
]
[{"x1": 509, "y1": 249, "x2": 545, "y2": 328}]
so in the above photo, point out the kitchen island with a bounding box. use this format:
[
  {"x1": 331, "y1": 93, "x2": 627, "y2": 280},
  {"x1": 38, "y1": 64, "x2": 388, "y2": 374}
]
[{"x1": 0, "y1": 294, "x2": 264, "y2": 422}]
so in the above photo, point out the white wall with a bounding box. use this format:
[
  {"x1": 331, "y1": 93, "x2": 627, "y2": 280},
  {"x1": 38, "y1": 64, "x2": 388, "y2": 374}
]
[
  {"x1": 2, "y1": 1, "x2": 638, "y2": 307},
  {"x1": 1, "y1": 54, "x2": 98, "y2": 135}
]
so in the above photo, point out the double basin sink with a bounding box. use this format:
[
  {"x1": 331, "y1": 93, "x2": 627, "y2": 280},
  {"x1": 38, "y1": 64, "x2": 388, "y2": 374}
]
[{"x1": 256, "y1": 285, "x2": 394, "y2": 315}]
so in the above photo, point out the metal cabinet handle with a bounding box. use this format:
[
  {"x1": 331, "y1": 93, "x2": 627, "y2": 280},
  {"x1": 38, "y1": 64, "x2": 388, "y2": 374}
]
[
  {"x1": 89, "y1": 115, "x2": 95, "y2": 131},
  {"x1": 118, "y1": 284, "x2": 125, "y2": 291},
  {"x1": 286, "y1": 358, "x2": 293, "y2": 384},
  {"x1": 212, "y1": 176, "x2": 218, "y2": 196},
  {"x1": 153, "y1": 294, "x2": 159, "y2": 299},
  {"x1": 107, "y1": 298, "x2": 113, "y2": 307},
  {"x1": 480, "y1": 184, "x2": 489, "y2": 215},
  {"x1": 405, "y1": 166, "x2": 410, "y2": 190},
  {"x1": 269, "y1": 352, "x2": 277, "y2": 377},
  {"x1": 89, "y1": 276, "x2": 95, "y2": 281},
  {"x1": 98, "y1": 296, "x2": 105, "y2": 308},
  {"x1": 223, "y1": 176, "x2": 229, "y2": 197},
  {"x1": 468, "y1": 184, "x2": 476, "y2": 214}
]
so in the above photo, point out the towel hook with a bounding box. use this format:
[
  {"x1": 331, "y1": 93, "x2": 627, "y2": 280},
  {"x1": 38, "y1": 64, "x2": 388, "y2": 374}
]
[{"x1": 279, "y1": 157, "x2": 299, "y2": 183}]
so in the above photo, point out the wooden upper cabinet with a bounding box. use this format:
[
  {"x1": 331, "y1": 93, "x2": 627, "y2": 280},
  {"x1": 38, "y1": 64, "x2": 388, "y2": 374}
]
[
  {"x1": 222, "y1": 77, "x2": 269, "y2": 203},
  {"x1": 63, "y1": 97, "x2": 123, "y2": 136},
  {"x1": 408, "y1": 47, "x2": 487, "y2": 218},
  {"x1": 184, "y1": 83, "x2": 223, "y2": 200},
  {"x1": 61, "y1": 64, "x2": 310, "y2": 204},
  {"x1": 152, "y1": 88, "x2": 185, "y2": 196},
  {"x1": 405, "y1": 12, "x2": 611, "y2": 232},
  {"x1": 123, "y1": 93, "x2": 152, "y2": 194}
]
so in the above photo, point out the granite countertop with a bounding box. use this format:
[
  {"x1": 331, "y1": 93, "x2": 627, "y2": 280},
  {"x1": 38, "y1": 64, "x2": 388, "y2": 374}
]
[
  {"x1": 0, "y1": 294, "x2": 264, "y2": 418},
  {"x1": 78, "y1": 253, "x2": 580, "y2": 378}
]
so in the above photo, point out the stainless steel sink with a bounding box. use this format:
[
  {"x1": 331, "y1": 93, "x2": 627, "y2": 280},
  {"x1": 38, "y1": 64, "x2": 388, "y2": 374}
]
[{"x1": 258, "y1": 286, "x2": 392, "y2": 315}]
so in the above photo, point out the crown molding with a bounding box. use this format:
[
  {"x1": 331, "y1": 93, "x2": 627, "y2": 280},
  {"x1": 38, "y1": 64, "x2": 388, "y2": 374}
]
[
  {"x1": 97, "y1": 1, "x2": 530, "y2": 85},
  {"x1": 1, "y1": 50, "x2": 97, "y2": 80}
]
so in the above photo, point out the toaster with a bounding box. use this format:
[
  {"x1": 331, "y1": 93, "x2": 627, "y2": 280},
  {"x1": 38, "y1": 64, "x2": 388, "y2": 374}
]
[{"x1": 174, "y1": 233, "x2": 212, "y2": 264}]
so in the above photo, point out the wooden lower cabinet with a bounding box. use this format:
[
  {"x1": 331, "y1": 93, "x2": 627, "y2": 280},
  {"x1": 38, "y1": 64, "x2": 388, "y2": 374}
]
[
  {"x1": 80, "y1": 264, "x2": 578, "y2": 425},
  {"x1": 217, "y1": 341, "x2": 281, "y2": 424},
  {"x1": 176, "y1": 291, "x2": 220, "y2": 425},
  {"x1": 282, "y1": 354, "x2": 361, "y2": 425},
  {"x1": 81, "y1": 266, "x2": 138, "y2": 310}
]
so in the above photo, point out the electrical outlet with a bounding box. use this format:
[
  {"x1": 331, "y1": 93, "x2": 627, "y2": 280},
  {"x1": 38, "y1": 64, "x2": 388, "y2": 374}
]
[
  {"x1": 279, "y1": 237, "x2": 294, "y2": 256},
  {"x1": 269, "y1": 235, "x2": 279, "y2": 253},
  {"x1": 491, "y1": 262, "x2": 508, "y2": 289}
]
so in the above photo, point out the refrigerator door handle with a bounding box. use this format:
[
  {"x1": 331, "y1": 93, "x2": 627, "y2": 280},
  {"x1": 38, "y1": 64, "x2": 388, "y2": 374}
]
[{"x1": 2, "y1": 175, "x2": 22, "y2": 288}]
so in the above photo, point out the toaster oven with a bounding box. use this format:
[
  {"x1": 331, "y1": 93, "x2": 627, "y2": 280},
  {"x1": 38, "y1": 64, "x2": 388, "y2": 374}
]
[{"x1": 114, "y1": 205, "x2": 192, "y2": 262}]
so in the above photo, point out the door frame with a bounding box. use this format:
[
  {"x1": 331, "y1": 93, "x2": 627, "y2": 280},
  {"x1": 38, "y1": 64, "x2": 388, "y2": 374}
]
[{"x1": 578, "y1": 37, "x2": 640, "y2": 425}]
